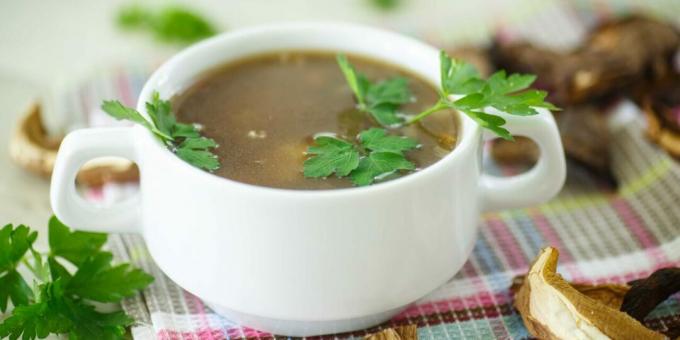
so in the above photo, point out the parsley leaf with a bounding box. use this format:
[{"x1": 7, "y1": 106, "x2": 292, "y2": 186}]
[
  {"x1": 176, "y1": 137, "x2": 220, "y2": 171},
  {"x1": 359, "y1": 128, "x2": 419, "y2": 153},
  {"x1": 0, "y1": 217, "x2": 154, "y2": 340},
  {"x1": 409, "y1": 50, "x2": 560, "y2": 141},
  {"x1": 0, "y1": 279, "x2": 133, "y2": 340},
  {"x1": 303, "y1": 136, "x2": 360, "y2": 178},
  {"x1": 48, "y1": 216, "x2": 107, "y2": 267},
  {"x1": 0, "y1": 224, "x2": 37, "y2": 273},
  {"x1": 369, "y1": 0, "x2": 401, "y2": 10},
  {"x1": 350, "y1": 152, "x2": 415, "y2": 186},
  {"x1": 0, "y1": 270, "x2": 32, "y2": 313},
  {"x1": 0, "y1": 280, "x2": 74, "y2": 340},
  {"x1": 101, "y1": 92, "x2": 220, "y2": 171},
  {"x1": 118, "y1": 5, "x2": 217, "y2": 45},
  {"x1": 0, "y1": 224, "x2": 37, "y2": 312},
  {"x1": 304, "y1": 128, "x2": 418, "y2": 186},
  {"x1": 337, "y1": 54, "x2": 412, "y2": 126},
  {"x1": 67, "y1": 252, "x2": 154, "y2": 303}
]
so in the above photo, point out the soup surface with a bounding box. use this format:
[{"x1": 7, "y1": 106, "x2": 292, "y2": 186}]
[{"x1": 172, "y1": 52, "x2": 458, "y2": 189}]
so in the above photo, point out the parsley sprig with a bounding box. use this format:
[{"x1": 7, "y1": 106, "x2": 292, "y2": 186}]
[
  {"x1": 117, "y1": 5, "x2": 217, "y2": 45},
  {"x1": 305, "y1": 51, "x2": 558, "y2": 186},
  {"x1": 0, "y1": 217, "x2": 154, "y2": 339},
  {"x1": 102, "y1": 92, "x2": 220, "y2": 171},
  {"x1": 337, "y1": 55, "x2": 412, "y2": 127},
  {"x1": 304, "y1": 128, "x2": 418, "y2": 186},
  {"x1": 406, "y1": 51, "x2": 559, "y2": 139}
]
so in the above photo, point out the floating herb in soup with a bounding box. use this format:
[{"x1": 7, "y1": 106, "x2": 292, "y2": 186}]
[{"x1": 100, "y1": 50, "x2": 557, "y2": 189}]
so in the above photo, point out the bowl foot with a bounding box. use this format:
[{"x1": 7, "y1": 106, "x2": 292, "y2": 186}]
[{"x1": 206, "y1": 302, "x2": 405, "y2": 337}]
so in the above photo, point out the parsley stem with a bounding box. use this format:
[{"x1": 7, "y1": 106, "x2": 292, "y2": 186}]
[{"x1": 406, "y1": 100, "x2": 449, "y2": 125}]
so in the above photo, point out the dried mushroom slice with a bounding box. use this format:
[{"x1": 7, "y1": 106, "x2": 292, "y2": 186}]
[
  {"x1": 365, "y1": 325, "x2": 418, "y2": 340},
  {"x1": 511, "y1": 275, "x2": 630, "y2": 310},
  {"x1": 621, "y1": 268, "x2": 680, "y2": 322},
  {"x1": 9, "y1": 102, "x2": 140, "y2": 186},
  {"x1": 556, "y1": 105, "x2": 615, "y2": 185},
  {"x1": 491, "y1": 105, "x2": 616, "y2": 186},
  {"x1": 491, "y1": 16, "x2": 680, "y2": 106},
  {"x1": 514, "y1": 247, "x2": 665, "y2": 340}
]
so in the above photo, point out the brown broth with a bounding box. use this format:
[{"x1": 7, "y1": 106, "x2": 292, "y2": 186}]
[{"x1": 172, "y1": 52, "x2": 458, "y2": 189}]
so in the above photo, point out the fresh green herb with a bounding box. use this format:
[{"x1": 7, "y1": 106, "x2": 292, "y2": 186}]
[
  {"x1": 337, "y1": 54, "x2": 412, "y2": 126},
  {"x1": 305, "y1": 51, "x2": 558, "y2": 186},
  {"x1": 118, "y1": 5, "x2": 217, "y2": 45},
  {"x1": 369, "y1": 0, "x2": 401, "y2": 11},
  {"x1": 304, "y1": 128, "x2": 418, "y2": 186},
  {"x1": 0, "y1": 216, "x2": 154, "y2": 340},
  {"x1": 101, "y1": 92, "x2": 220, "y2": 171},
  {"x1": 406, "y1": 51, "x2": 559, "y2": 140}
]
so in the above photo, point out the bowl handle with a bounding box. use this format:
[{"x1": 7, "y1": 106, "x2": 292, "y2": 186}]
[
  {"x1": 50, "y1": 127, "x2": 141, "y2": 233},
  {"x1": 480, "y1": 108, "x2": 566, "y2": 212}
]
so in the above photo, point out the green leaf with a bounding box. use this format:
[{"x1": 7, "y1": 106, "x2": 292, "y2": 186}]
[
  {"x1": 66, "y1": 252, "x2": 154, "y2": 303},
  {"x1": 487, "y1": 71, "x2": 536, "y2": 95},
  {"x1": 452, "y1": 93, "x2": 486, "y2": 111},
  {"x1": 350, "y1": 152, "x2": 415, "y2": 186},
  {"x1": 146, "y1": 91, "x2": 176, "y2": 137},
  {"x1": 466, "y1": 111, "x2": 513, "y2": 141},
  {"x1": 48, "y1": 216, "x2": 107, "y2": 267},
  {"x1": 178, "y1": 136, "x2": 218, "y2": 149},
  {"x1": 118, "y1": 5, "x2": 217, "y2": 45},
  {"x1": 366, "y1": 77, "x2": 411, "y2": 106},
  {"x1": 63, "y1": 298, "x2": 132, "y2": 340},
  {"x1": 25, "y1": 248, "x2": 49, "y2": 283},
  {"x1": 0, "y1": 281, "x2": 72, "y2": 340},
  {"x1": 101, "y1": 100, "x2": 152, "y2": 129},
  {"x1": 304, "y1": 136, "x2": 360, "y2": 178},
  {"x1": 440, "y1": 50, "x2": 483, "y2": 95},
  {"x1": 101, "y1": 94, "x2": 221, "y2": 171},
  {"x1": 359, "y1": 128, "x2": 419, "y2": 153},
  {"x1": 405, "y1": 50, "x2": 559, "y2": 141},
  {"x1": 48, "y1": 257, "x2": 73, "y2": 282},
  {"x1": 0, "y1": 270, "x2": 32, "y2": 313},
  {"x1": 0, "y1": 279, "x2": 132, "y2": 340},
  {"x1": 337, "y1": 54, "x2": 369, "y2": 106},
  {"x1": 336, "y1": 54, "x2": 411, "y2": 127},
  {"x1": 0, "y1": 224, "x2": 36, "y2": 312},
  {"x1": 0, "y1": 224, "x2": 37, "y2": 273},
  {"x1": 369, "y1": 0, "x2": 401, "y2": 10},
  {"x1": 0, "y1": 301, "x2": 55, "y2": 340},
  {"x1": 151, "y1": 7, "x2": 217, "y2": 44},
  {"x1": 176, "y1": 147, "x2": 220, "y2": 171},
  {"x1": 366, "y1": 103, "x2": 402, "y2": 127},
  {"x1": 172, "y1": 122, "x2": 201, "y2": 138}
]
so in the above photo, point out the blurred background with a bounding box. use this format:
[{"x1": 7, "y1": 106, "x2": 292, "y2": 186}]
[{"x1": 0, "y1": 0, "x2": 678, "y2": 235}]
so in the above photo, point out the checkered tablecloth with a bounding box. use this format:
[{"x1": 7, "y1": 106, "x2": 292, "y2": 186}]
[{"x1": 64, "y1": 0, "x2": 680, "y2": 338}]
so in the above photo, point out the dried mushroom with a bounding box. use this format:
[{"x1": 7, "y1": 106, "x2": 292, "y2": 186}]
[
  {"x1": 491, "y1": 16, "x2": 680, "y2": 106},
  {"x1": 492, "y1": 105, "x2": 615, "y2": 186},
  {"x1": 513, "y1": 247, "x2": 665, "y2": 339},
  {"x1": 621, "y1": 268, "x2": 680, "y2": 322},
  {"x1": 644, "y1": 76, "x2": 680, "y2": 157},
  {"x1": 364, "y1": 325, "x2": 418, "y2": 340},
  {"x1": 511, "y1": 275, "x2": 629, "y2": 310},
  {"x1": 9, "y1": 102, "x2": 139, "y2": 186},
  {"x1": 489, "y1": 16, "x2": 679, "y2": 182}
]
